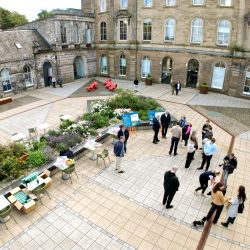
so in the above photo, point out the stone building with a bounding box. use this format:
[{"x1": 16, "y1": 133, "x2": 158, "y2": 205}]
[
  {"x1": 1, "y1": 1, "x2": 250, "y2": 98},
  {"x1": 0, "y1": 8, "x2": 96, "y2": 96},
  {"x1": 0, "y1": 30, "x2": 50, "y2": 95},
  {"x1": 92, "y1": 0, "x2": 250, "y2": 98}
]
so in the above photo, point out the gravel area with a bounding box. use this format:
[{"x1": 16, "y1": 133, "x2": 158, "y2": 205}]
[{"x1": 191, "y1": 105, "x2": 250, "y2": 136}]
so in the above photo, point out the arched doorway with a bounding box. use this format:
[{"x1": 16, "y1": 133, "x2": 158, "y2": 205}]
[
  {"x1": 186, "y1": 59, "x2": 199, "y2": 88},
  {"x1": 73, "y1": 56, "x2": 84, "y2": 79},
  {"x1": 43, "y1": 62, "x2": 52, "y2": 87},
  {"x1": 161, "y1": 57, "x2": 173, "y2": 84}
]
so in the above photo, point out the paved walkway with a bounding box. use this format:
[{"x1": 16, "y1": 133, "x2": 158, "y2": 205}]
[{"x1": 0, "y1": 78, "x2": 249, "y2": 250}]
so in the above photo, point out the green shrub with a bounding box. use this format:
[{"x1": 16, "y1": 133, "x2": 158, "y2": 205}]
[
  {"x1": 0, "y1": 156, "x2": 23, "y2": 179},
  {"x1": 27, "y1": 150, "x2": 46, "y2": 167},
  {"x1": 48, "y1": 129, "x2": 61, "y2": 137},
  {"x1": 60, "y1": 119, "x2": 74, "y2": 130}
]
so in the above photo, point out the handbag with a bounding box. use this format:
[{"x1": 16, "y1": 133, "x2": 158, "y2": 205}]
[{"x1": 238, "y1": 202, "x2": 244, "y2": 214}]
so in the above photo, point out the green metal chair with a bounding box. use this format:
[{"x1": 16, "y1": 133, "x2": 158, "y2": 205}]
[
  {"x1": 62, "y1": 164, "x2": 78, "y2": 184},
  {"x1": 96, "y1": 149, "x2": 111, "y2": 167},
  {"x1": 32, "y1": 183, "x2": 51, "y2": 204},
  {"x1": 0, "y1": 205, "x2": 17, "y2": 230}
]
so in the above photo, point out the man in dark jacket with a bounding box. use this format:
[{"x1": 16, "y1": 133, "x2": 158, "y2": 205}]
[
  {"x1": 114, "y1": 136, "x2": 125, "y2": 173},
  {"x1": 202, "y1": 120, "x2": 212, "y2": 139},
  {"x1": 163, "y1": 166, "x2": 180, "y2": 209},
  {"x1": 117, "y1": 125, "x2": 129, "y2": 153},
  {"x1": 161, "y1": 111, "x2": 171, "y2": 139},
  {"x1": 152, "y1": 115, "x2": 161, "y2": 144},
  {"x1": 221, "y1": 153, "x2": 237, "y2": 186}
]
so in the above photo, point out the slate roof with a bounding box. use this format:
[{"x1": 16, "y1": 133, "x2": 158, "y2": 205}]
[{"x1": 0, "y1": 30, "x2": 50, "y2": 63}]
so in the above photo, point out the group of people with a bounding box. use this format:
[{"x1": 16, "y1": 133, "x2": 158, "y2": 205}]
[
  {"x1": 170, "y1": 79, "x2": 182, "y2": 95},
  {"x1": 113, "y1": 111, "x2": 245, "y2": 229}
]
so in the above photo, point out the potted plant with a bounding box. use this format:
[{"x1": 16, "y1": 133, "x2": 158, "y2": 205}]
[
  {"x1": 145, "y1": 74, "x2": 153, "y2": 86},
  {"x1": 199, "y1": 83, "x2": 209, "y2": 94}
]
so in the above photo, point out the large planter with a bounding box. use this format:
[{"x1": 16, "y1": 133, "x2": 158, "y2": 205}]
[
  {"x1": 145, "y1": 78, "x2": 152, "y2": 86},
  {"x1": 200, "y1": 87, "x2": 208, "y2": 94}
]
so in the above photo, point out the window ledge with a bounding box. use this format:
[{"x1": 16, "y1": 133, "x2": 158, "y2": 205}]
[
  {"x1": 216, "y1": 44, "x2": 229, "y2": 47},
  {"x1": 142, "y1": 41, "x2": 152, "y2": 43},
  {"x1": 142, "y1": 6, "x2": 153, "y2": 9},
  {"x1": 218, "y1": 5, "x2": 233, "y2": 8},
  {"x1": 190, "y1": 42, "x2": 202, "y2": 45},
  {"x1": 164, "y1": 40, "x2": 174, "y2": 43},
  {"x1": 98, "y1": 11, "x2": 108, "y2": 14},
  {"x1": 164, "y1": 5, "x2": 178, "y2": 8},
  {"x1": 242, "y1": 92, "x2": 250, "y2": 96},
  {"x1": 191, "y1": 5, "x2": 206, "y2": 7},
  {"x1": 3, "y1": 90, "x2": 12, "y2": 93}
]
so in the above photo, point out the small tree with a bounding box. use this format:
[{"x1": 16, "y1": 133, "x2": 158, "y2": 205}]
[
  {"x1": 0, "y1": 7, "x2": 28, "y2": 30},
  {"x1": 36, "y1": 9, "x2": 53, "y2": 20}
]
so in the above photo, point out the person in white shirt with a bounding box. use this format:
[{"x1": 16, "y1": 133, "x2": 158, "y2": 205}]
[{"x1": 184, "y1": 138, "x2": 196, "y2": 169}]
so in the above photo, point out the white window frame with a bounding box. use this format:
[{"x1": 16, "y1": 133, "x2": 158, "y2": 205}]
[
  {"x1": 141, "y1": 56, "x2": 151, "y2": 78},
  {"x1": 211, "y1": 62, "x2": 226, "y2": 89},
  {"x1": 100, "y1": 22, "x2": 107, "y2": 41},
  {"x1": 219, "y1": 0, "x2": 232, "y2": 7},
  {"x1": 1, "y1": 68, "x2": 12, "y2": 92},
  {"x1": 143, "y1": 19, "x2": 152, "y2": 41},
  {"x1": 217, "y1": 20, "x2": 230, "y2": 46},
  {"x1": 120, "y1": 0, "x2": 128, "y2": 9},
  {"x1": 192, "y1": 0, "x2": 204, "y2": 5},
  {"x1": 74, "y1": 23, "x2": 80, "y2": 43},
  {"x1": 164, "y1": 18, "x2": 175, "y2": 42},
  {"x1": 24, "y1": 65, "x2": 33, "y2": 87},
  {"x1": 100, "y1": 55, "x2": 108, "y2": 74},
  {"x1": 119, "y1": 20, "x2": 128, "y2": 41},
  {"x1": 243, "y1": 67, "x2": 250, "y2": 95},
  {"x1": 166, "y1": 0, "x2": 176, "y2": 6},
  {"x1": 119, "y1": 54, "x2": 127, "y2": 76},
  {"x1": 100, "y1": 0, "x2": 106, "y2": 12},
  {"x1": 190, "y1": 18, "x2": 203, "y2": 44},
  {"x1": 144, "y1": 0, "x2": 153, "y2": 7}
]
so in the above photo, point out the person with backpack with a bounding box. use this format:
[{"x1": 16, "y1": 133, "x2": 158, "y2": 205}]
[
  {"x1": 220, "y1": 153, "x2": 237, "y2": 187},
  {"x1": 221, "y1": 185, "x2": 246, "y2": 227}
]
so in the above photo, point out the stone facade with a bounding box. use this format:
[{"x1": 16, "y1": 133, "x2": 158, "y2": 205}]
[
  {"x1": 92, "y1": 0, "x2": 250, "y2": 98},
  {"x1": 0, "y1": 9, "x2": 96, "y2": 97}
]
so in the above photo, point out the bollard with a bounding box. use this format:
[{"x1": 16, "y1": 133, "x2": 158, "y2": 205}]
[{"x1": 196, "y1": 211, "x2": 216, "y2": 250}]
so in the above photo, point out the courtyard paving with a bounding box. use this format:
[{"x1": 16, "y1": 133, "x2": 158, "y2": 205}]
[{"x1": 0, "y1": 78, "x2": 249, "y2": 250}]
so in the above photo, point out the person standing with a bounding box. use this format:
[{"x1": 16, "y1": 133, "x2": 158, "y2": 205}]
[
  {"x1": 220, "y1": 153, "x2": 237, "y2": 187},
  {"x1": 182, "y1": 122, "x2": 192, "y2": 146},
  {"x1": 194, "y1": 170, "x2": 220, "y2": 196},
  {"x1": 179, "y1": 115, "x2": 186, "y2": 130},
  {"x1": 175, "y1": 81, "x2": 181, "y2": 95},
  {"x1": 221, "y1": 185, "x2": 246, "y2": 227},
  {"x1": 114, "y1": 136, "x2": 125, "y2": 173},
  {"x1": 202, "y1": 120, "x2": 212, "y2": 139},
  {"x1": 190, "y1": 130, "x2": 199, "y2": 158},
  {"x1": 152, "y1": 115, "x2": 161, "y2": 144},
  {"x1": 160, "y1": 111, "x2": 171, "y2": 139},
  {"x1": 169, "y1": 122, "x2": 182, "y2": 156},
  {"x1": 193, "y1": 182, "x2": 227, "y2": 226},
  {"x1": 170, "y1": 78, "x2": 176, "y2": 95},
  {"x1": 134, "y1": 78, "x2": 139, "y2": 92},
  {"x1": 197, "y1": 138, "x2": 217, "y2": 171},
  {"x1": 117, "y1": 125, "x2": 129, "y2": 153},
  {"x1": 184, "y1": 138, "x2": 196, "y2": 169},
  {"x1": 163, "y1": 166, "x2": 180, "y2": 209}
]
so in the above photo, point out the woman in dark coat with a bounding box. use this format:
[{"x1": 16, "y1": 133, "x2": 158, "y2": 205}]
[{"x1": 182, "y1": 122, "x2": 192, "y2": 146}]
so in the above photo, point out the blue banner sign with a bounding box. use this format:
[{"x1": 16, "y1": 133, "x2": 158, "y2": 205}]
[
  {"x1": 122, "y1": 112, "x2": 140, "y2": 127},
  {"x1": 148, "y1": 111, "x2": 164, "y2": 125}
]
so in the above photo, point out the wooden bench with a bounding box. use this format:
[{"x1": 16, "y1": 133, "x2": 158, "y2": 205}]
[{"x1": 0, "y1": 97, "x2": 12, "y2": 105}]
